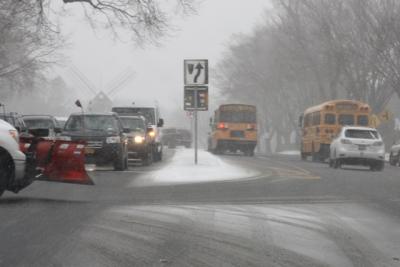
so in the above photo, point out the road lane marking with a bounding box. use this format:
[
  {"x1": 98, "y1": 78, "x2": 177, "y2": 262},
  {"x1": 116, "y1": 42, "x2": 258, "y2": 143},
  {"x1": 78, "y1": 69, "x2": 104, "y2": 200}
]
[
  {"x1": 266, "y1": 167, "x2": 320, "y2": 180},
  {"x1": 234, "y1": 157, "x2": 321, "y2": 181},
  {"x1": 255, "y1": 156, "x2": 321, "y2": 180}
]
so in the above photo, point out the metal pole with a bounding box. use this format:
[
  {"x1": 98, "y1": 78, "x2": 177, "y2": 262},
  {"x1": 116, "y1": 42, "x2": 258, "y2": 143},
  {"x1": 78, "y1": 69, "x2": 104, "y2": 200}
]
[
  {"x1": 194, "y1": 90, "x2": 198, "y2": 165},
  {"x1": 80, "y1": 106, "x2": 85, "y2": 132}
]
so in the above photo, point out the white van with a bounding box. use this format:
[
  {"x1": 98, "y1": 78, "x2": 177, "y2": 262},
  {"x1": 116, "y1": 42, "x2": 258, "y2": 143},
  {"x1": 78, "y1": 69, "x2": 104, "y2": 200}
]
[{"x1": 0, "y1": 119, "x2": 26, "y2": 195}]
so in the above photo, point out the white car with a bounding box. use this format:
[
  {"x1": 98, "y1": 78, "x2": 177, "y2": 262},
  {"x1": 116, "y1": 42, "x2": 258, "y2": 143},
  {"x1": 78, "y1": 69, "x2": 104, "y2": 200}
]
[
  {"x1": 0, "y1": 119, "x2": 26, "y2": 195},
  {"x1": 389, "y1": 140, "x2": 400, "y2": 166},
  {"x1": 329, "y1": 126, "x2": 385, "y2": 171}
]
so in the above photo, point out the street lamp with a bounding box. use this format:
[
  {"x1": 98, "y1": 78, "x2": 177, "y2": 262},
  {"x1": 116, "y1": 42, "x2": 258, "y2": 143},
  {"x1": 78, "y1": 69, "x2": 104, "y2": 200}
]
[
  {"x1": 75, "y1": 99, "x2": 83, "y2": 111},
  {"x1": 75, "y1": 99, "x2": 85, "y2": 131}
]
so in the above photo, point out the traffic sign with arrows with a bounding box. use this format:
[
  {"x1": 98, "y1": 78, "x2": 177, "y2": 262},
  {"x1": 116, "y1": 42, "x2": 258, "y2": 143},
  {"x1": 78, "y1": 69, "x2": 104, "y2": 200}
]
[{"x1": 184, "y1": 59, "x2": 208, "y2": 85}]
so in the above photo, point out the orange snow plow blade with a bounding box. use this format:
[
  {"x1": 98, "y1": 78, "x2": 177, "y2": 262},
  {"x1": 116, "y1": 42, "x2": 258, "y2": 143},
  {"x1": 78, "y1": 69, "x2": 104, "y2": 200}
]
[
  {"x1": 39, "y1": 140, "x2": 94, "y2": 185},
  {"x1": 20, "y1": 137, "x2": 94, "y2": 185}
]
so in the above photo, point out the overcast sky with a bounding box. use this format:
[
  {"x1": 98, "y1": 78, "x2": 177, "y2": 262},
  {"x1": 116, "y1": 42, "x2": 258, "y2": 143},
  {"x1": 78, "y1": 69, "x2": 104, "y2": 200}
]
[{"x1": 57, "y1": 0, "x2": 272, "y2": 114}]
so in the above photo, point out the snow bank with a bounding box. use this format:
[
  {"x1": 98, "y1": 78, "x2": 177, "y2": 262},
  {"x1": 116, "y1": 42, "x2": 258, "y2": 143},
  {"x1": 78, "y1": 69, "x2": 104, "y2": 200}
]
[{"x1": 133, "y1": 148, "x2": 259, "y2": 186}]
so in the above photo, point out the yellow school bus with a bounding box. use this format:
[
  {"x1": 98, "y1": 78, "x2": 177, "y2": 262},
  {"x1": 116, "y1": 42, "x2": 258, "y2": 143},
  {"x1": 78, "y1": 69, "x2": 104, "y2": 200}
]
[
  {"x1": 299, "y1": 99, "x2": 371, "y2": 161},
  {"x1": 208, "y1": 104, "x2": 257, "y2": 156}
]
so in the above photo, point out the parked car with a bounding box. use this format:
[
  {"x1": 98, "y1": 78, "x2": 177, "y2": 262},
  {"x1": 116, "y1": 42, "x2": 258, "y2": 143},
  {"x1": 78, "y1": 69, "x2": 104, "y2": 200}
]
[
  {"x1": 22, "y1": 115, "x2": 62, "y2": 138},
  {"x1": 0, "y1": 119, "x2": 26, "y2": 196},
  {"x1": 389, "y1": 139, "x2": 400, "y2": 166},
  {"x1": 329, "y1": 126, "x2": 385, "y2": 171},
  {"x1": 61, "y1": 113, "x2": 128, "y2": 170},
  {"x1": 119, "y1": 115, "x2": 153, "y2": 165},
  {"x1": 162, "y1": 128, "x2": 192, "y2": 148},
  {"x1": 1, "y1": 113, "x2": 28, "y2": 133}
]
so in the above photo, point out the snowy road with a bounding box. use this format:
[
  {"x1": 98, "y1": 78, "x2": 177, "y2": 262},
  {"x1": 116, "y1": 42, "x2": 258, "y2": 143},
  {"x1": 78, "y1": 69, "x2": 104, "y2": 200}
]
[{"x1": 1, "y1": 148, "x2": 400, "y2": 266}]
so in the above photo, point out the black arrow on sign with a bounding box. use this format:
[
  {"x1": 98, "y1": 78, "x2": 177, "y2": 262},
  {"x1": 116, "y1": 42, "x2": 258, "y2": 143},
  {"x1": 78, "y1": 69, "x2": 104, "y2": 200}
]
[
  {"x1": 187, "y1": 64, "x2": 194, "y2": 75},
  {"x1": 194, "y1": 63, "x2": 204, "y2": 83}
]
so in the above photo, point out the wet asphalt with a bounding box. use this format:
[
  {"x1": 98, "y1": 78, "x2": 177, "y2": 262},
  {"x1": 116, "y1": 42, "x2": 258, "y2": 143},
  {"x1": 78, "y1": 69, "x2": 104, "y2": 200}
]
[{"x1": 1, "y1": 148, "x2": 400, "y2": 266}]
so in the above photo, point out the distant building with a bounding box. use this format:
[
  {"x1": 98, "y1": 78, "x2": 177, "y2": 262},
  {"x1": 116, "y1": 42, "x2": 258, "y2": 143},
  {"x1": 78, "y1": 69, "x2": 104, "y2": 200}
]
[{"x1": 88, "y1": 91, "x2": 113, "y2": 113}]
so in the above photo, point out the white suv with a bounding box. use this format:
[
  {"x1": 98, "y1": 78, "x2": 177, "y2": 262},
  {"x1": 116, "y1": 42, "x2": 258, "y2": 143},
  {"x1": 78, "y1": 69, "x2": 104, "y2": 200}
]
[
  {"x1": 329, "y1": 126, "x2": 385, "y2": 171},
  {"x1": 0, "y1": 119, "x2": 26, "y2": 196}
]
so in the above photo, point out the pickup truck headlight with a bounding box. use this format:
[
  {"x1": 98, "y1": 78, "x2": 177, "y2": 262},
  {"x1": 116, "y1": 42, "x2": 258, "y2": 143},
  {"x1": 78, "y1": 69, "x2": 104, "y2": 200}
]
[
  {"x1": 148, "y1": 131, "x2": 156, "y2": 138},
  {"x1": 106, "y1": 136, "x2": 121, "y2": 144},
  {"x1": 134, "y1": 135, "x2": 145, "y2": 144}
]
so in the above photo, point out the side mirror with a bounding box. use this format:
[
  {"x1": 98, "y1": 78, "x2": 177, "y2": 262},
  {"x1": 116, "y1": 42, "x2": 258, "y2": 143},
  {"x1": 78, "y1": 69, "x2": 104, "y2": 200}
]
[
  {"x1": 146, "y1": 127, "x2": 153, "y2": 133},
  {"x1": 15, "y1": 126, "x2": 21, "y2": 133},
  {"x1": 54, "y1": 127, "x2": 62, "y2": 134},
  {"x1": 123, "y1": 128, "x2": 131, "y2": 133},
  {"x1": 157, "y1": 118, "x2": 164, "y2": 127}
]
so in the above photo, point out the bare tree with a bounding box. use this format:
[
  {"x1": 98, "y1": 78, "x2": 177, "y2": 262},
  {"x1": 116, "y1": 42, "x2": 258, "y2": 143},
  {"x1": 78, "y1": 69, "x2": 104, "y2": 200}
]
[
  {"x1": 0, "y1": 0, "x2": 198, "y2": 100},
  {"x1": 0, "y1": 0, "x2": 63, "y2": 98},
  {"x1": 39, "y1": 0, "x2": 198, "y2": 44},
  {"x1": 216, "y1": 0, "x2": 400, "y2": 152}
]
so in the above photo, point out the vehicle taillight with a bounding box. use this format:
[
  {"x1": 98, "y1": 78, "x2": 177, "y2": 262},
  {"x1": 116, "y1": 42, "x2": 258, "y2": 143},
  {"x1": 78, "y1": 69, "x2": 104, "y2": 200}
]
[
  {"x1": 246, "y1": 124, "x2": 256, "y2": 131},
  {"x1": 217, "y1": 123, "x2": 227, "y2": 130},
  {"x1": 341, "y1": 139, "x2": 352, "y2": 144}
]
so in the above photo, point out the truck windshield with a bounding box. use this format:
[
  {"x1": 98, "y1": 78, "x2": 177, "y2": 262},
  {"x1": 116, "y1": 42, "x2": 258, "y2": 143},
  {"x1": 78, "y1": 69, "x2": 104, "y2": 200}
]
[
  {"x1": 23, "y1": 118, "x2": 54, "y2": 129},
  {"x1": 112, "y1": 107, "x2": 155, "y2": 125},
  {"x1": 120, "y1": 117, "x2": 145, "y2": 131},
  {"x1": 65, "y1": 115, "x2": 118, "y2": 132}
]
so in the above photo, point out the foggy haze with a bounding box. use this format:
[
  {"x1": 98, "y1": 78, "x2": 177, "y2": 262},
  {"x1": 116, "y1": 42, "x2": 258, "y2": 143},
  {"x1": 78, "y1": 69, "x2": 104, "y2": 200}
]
[{"x1": 55, "y1": 0, "x2": 272, "y2": 127}]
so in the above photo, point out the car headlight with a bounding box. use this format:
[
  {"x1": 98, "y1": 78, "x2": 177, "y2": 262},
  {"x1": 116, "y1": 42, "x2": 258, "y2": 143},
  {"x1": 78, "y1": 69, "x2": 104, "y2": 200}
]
[
  {"x1": 148, "y1": 131, "x2": 156, "y2": 138},
  {"x1": 134, "y1": 135, "x2": 145, "y2": 144},
  {"x1": 106, "y1": 136, "x2": 121, "y2": 144},
  {"x1": 373, "y1": 141, "x2": 383, "y2": 146},
  {"x1": 9, "y1": 130, "x2": 19, "y2": 143}
]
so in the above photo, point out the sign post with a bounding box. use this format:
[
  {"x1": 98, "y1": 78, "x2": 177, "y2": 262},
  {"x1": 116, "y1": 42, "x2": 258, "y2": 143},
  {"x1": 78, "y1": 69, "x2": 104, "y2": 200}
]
[
  {"x1": 184, "y1": 59, "x2": 209, "y2": 164},
  {"x1": 194, "y1": 93, "x2": 198, "y2": 164}
]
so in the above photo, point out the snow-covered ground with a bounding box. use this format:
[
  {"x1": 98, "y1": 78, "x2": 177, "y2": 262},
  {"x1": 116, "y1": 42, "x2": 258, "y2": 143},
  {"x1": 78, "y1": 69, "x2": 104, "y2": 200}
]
[{"x1": 132, "y1": 148, "x2": 260, "y2": 186}]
